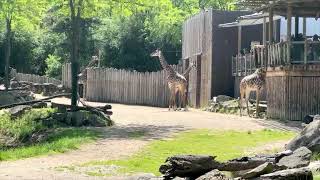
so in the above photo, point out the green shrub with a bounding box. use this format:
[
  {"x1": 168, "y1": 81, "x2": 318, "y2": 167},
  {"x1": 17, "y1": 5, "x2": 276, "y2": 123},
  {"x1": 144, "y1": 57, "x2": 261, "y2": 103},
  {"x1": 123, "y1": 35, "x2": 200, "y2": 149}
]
[
  {"x1": 0, "y1": 108, "x2": 56, "y2": 143},
  {"x1": 45, "y1": 55, "x2": 63, "y2": 79}
]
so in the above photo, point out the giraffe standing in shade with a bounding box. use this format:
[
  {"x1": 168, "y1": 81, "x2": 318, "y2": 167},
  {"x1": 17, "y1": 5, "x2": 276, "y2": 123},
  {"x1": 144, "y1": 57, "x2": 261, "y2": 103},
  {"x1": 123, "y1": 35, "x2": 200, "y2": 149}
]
[
  {"x1": 151, "y1": 49, "x2": 189, "y2": 111},
  {"x1": 239, "y1": 68, "x2": 266, "y2": 117}
]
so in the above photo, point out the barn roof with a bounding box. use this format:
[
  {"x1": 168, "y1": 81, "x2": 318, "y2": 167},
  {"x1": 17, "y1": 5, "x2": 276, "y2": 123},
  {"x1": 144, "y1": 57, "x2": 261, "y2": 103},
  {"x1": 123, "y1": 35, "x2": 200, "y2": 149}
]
[{"x1": 237, "y1": 0, "x2": 320, "y2": 17}]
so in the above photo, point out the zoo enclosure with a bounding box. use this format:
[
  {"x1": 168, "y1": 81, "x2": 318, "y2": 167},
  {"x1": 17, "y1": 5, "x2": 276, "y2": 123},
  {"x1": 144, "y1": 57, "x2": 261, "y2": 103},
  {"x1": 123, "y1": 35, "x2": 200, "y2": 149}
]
[
  {"x1": 62, "y1": 63, "x2": 184, "y2": 107},
  {"x1": 11, "y1": 69, "x2": 61, "y2": 85}
]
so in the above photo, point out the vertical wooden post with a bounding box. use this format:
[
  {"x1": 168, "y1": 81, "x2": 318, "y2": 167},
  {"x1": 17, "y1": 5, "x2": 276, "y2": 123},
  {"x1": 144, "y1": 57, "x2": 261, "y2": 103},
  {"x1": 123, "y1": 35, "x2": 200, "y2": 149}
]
[
  {"x1": 263, "y1": 17, "x2": 267, "y2": 46},
  {"x1": 303, "y1": 18, "x2": 307, "y2": 38},
  {"x1": 295, "y1": 17, "x2": 299, "y2": 38},
  {"x1": 196, "y1": 55, "x2": 202, "y2": 108},
  {"x1": 303, "y1": 18, "x2": 307, "y2": 64},
  {"x1": 269, "y1": 8, "x2": 274, "y2": 43},
  {"x1": 238, "y1": 26, "x2": 242, "y2": 55},
  {"x1": 287, "y1": 5, "x2": 292, "y2": 63},
  {"x1": 304, "y1": 39, "x2": 308, "y2": 64}
]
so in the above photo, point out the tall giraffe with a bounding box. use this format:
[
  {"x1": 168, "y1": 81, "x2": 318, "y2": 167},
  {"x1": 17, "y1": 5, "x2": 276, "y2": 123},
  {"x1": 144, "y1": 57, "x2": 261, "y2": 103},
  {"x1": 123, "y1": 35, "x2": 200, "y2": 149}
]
[
  {"x1": 239, "y1": 68, "x2": 266, "y2": 117},
  {"x1": 151, "y1": 49, "x2": 189, "y2": 111}
]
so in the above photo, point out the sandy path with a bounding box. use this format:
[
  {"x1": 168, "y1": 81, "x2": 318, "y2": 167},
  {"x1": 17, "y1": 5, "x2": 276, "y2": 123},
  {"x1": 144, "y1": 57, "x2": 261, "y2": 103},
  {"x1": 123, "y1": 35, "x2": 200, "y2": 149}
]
[{"x1": 0, "y1": 98, "x2": 300, "y2": 180}]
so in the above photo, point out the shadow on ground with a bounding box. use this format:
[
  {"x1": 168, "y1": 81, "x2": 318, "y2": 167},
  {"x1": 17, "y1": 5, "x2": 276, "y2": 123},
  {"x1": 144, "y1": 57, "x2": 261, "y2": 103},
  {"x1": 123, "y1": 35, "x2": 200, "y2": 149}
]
[{"x1": 95, "y1": 124, "x2": 187, "y2": 141}]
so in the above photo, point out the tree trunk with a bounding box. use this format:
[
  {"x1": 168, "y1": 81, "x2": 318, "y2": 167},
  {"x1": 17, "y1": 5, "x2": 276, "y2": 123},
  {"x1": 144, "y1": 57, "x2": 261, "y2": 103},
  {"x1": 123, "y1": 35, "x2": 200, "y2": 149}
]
[
  {"x1": 69, "y1": 0, "x2": 82, "y2": 111},
  {"x1": 4, "y1": 17, "x2": 12, "y2": 90}
]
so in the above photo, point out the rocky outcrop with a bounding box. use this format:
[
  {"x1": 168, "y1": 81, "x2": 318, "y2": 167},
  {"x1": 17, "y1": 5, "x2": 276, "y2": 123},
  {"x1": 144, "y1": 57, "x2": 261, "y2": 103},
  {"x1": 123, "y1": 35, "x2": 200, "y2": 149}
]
[
  {"x1": 286, "y1": 120, "x2": 320, "y2": 152},
  {"x1": 159, "y1": 147, "x2": 313, "y2": 180}
]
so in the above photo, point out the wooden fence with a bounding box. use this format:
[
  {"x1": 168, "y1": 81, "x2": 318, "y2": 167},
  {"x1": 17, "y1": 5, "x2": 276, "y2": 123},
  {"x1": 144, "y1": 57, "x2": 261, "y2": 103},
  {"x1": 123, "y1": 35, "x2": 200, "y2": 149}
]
[
  {"x1": 62, "y1": 63, "x2": 183, "y2": 107},
  {"x1": 12, "y1": 69, "x2": 61, "y2": 85},
  {"x1": 62, "y1": 63, "x2": 72, "y2": 89}
]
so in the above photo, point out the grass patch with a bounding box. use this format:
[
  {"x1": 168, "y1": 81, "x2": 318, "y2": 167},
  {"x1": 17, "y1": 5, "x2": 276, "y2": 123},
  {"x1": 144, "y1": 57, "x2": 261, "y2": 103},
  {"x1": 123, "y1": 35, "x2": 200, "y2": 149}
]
[
  {"x1": 0, "y1": 128, "x2": 100, "y2": 161},
  {"x1": 81, "y1": 129, "x2": 295, "y2": 176}
]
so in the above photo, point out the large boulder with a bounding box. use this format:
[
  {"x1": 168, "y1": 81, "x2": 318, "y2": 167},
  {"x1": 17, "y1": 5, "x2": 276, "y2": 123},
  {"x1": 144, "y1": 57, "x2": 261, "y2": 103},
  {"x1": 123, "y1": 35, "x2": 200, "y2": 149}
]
[
  {"x1": 276, "y1": 147, "x2": 311, "y2": 169},
  {"x1": 260, "y1": 167, "x2": 313, "y2": 180},
  {"x1": 286, "y1": 120, "x2": 320, "y2": 152},
  {"x1": 241, "y1": 162, "x2": 274, "y2": 179},
  {"x1": 8, "y1": 105, "x2": 31, "y2": 117},
  {"x1": 196, "y1": 169, "x2": 230, "y2": 180}
]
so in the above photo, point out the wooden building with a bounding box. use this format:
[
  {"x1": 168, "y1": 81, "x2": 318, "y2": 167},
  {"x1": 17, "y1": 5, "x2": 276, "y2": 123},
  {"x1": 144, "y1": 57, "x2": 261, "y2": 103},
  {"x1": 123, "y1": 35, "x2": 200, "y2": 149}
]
[
  {"x1": 226, "y1": 0, "x2": 320, "y2": 121},
  {"x1": 182, "y1": 9, "x2": 263, "y2": 108}
]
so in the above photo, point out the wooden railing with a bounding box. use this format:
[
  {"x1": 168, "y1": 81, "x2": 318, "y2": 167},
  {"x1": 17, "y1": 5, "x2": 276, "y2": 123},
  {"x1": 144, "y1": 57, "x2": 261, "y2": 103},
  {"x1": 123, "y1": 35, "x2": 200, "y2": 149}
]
[{"x1": 232, "y1": 40, "x2": 320, "y2": 76}]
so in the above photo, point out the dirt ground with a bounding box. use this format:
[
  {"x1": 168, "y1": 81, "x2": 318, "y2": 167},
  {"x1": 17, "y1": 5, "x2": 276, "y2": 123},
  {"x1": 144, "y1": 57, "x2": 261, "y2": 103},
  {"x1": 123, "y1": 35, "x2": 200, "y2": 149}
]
[{"x1": 0, "y1": 98, "x2": 301, "y2": 180}]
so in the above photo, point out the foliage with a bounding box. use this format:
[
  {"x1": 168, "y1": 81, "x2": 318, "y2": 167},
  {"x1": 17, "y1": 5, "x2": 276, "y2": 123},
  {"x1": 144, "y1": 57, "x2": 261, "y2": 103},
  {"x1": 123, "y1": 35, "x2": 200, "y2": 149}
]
[
  {"x1": 0, "y1": 128, "x2": 100, "y2": 161},
  {"x1": 45, "y1": 54, "x2": 63, "y2": 79},
  {"x1": 0, "y1": 108, "x2": 56, "y2": 142},
  {"x1": 79, "y1": 129, "x2": 295, "y2": 176},
  {"x1": 0, "y1": 0, "x2": 237, "y2": 76}
]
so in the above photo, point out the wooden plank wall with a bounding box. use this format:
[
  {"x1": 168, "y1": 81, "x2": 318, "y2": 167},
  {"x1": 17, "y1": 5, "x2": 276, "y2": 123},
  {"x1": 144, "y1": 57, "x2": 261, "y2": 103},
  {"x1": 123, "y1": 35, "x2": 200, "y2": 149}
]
[
  {"x1": 182, "y1": 10, "x2": 211, "y2": 108},
  {"x1": 85, "y1": 65, "x2": 182, "y2": 107},
  {"x1": 12, "y1": 69, "x2": 61, "y2": 85},
  {"x1": 62, "y1": 63, "x2": 72, "y2": 89},
  {"x1": 267, "y1": 66, "x2": 320, "y2": 121}
]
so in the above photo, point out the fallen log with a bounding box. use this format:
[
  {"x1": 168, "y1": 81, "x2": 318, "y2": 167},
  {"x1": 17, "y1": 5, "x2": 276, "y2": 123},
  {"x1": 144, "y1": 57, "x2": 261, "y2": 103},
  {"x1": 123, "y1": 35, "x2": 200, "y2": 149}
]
[
  {"x1": 159, "y1": 155, "x2": 278, "y2": 179},
  {"x1": 159, "y1": 155, "x2": 221, "y2": 179},
  {"x1": 51, "y1": 102, "x2": 113, "y2": 116},
  {"x1": 0, "y1": 87, "x2": 29, "y2": 92},
  {"x1": 0, "y1": 93, "x2": 71, "y2": 109}
]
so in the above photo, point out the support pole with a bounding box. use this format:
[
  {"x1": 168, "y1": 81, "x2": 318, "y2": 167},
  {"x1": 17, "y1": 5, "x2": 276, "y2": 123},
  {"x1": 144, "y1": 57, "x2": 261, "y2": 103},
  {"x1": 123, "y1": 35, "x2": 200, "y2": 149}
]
[
  {"x1": 303, "y1": 18, "x2": 306, "y2": 38},
  {"x1": 263, "y1": 17, "x2": 267, "y2": 46},
  {"x1": 269, "y1": 8, "x2": 274, "y2": 43},
  {"x1": 287, "y1": 5, "x2": 292, "y2": 63},
  {"x1": 295, "y1": 17, "x2": 299, "y2": 38},
  {"x1": 238, "y1": 26, "x2": 242, "y2": 55}
]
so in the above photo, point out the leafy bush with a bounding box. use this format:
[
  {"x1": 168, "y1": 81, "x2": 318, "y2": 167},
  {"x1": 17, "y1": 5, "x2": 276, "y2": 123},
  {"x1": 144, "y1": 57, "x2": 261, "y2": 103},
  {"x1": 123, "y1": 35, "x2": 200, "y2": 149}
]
[
  {"x1": 0, "y1": 108, "x2": 56, "y2": 143},
  {"x1": 45, "y1": 55, "x2": 62, "y2": 79}
]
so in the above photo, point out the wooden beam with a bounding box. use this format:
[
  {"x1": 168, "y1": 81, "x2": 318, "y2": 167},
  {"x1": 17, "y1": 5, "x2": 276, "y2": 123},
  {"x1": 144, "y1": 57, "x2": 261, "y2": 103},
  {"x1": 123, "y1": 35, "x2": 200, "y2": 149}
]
[
  {"x1": 263, "y1": 17, "x2": 267, "y2": 46},
  {"x1": 238, "y1": 26, "x2": 242, "y2": 54},
  {"x1": 269, "y1": 7, "x2": 274, "y2": 43},
  {"x1": 303, "y1": 17, "x2": 307, "y2": 37},
  {"x1": 295, "y1": 17, "x2": 299, "y2": 37},
  {"x1": 287, "y1": 5, "x2": 292, "y2": 63}
]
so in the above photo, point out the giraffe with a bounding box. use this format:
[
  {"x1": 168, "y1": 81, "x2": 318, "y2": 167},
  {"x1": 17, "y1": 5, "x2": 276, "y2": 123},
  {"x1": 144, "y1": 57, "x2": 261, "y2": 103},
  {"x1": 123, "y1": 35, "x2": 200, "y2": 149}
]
[
  {"x1": 150, "y1": 49, "x2": 189, "y2": 111},
  {"x1": 239, "y1": 68, "x2": 266, "y2": 117},
  {"x1": 175, "y1": 61, "x2": 196, "y2": 110}
]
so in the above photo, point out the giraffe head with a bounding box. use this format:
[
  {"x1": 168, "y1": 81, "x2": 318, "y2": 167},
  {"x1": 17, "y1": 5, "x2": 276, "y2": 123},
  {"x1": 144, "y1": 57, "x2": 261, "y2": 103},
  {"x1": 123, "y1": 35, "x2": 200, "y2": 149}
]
[
  {"x1": 150, "y1": 49, "x2": 162, "y2": 58},
  {"x1": 255, "y1": 68, "x2": 266, "y2": 77}
]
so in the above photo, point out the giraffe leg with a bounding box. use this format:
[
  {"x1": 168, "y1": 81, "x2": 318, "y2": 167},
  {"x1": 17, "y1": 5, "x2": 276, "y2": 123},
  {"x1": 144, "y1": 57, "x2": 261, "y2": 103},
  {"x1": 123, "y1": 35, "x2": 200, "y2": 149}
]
[
  {"x1": 246, "y1": 90, "x2": 251, "y2": 117},
  {"x1": 239, "y1": 87, "x2": 244, "y2": 117},
  {"x1": 256, "y1": 90, "x2": 260, "y2": 118}
]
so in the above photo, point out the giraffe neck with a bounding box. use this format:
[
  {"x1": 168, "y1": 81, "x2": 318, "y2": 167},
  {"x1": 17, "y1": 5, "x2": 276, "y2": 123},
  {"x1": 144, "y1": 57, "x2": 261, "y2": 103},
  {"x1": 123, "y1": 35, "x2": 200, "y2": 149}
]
[{"x1": 158, "y1": 52, "x2": 175, "y2": 75}]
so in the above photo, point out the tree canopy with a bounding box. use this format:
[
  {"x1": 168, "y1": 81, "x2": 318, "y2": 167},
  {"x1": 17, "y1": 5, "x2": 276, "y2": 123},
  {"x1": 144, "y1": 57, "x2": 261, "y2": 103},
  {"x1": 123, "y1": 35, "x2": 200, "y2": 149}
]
[{"x1": 0, "y1": 0, "x2": 237, "y2": 78}]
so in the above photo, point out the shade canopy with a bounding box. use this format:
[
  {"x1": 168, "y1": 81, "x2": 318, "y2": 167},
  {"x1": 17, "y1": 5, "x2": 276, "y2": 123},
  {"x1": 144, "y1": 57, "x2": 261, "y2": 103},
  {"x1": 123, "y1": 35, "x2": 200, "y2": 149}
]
[
  {"x1": 237, "y1": 0, "x2": 320, "y2": 17},
  {"x1": 219, "y1": 12, "x2": 281, "y2": 28}
]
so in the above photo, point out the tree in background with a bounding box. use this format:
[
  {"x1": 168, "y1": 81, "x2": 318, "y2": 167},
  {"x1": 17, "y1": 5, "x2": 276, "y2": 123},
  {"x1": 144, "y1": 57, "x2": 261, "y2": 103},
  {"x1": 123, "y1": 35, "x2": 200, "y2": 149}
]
[{"x1": 0, "y1": 0, "x2": 46, "y2": 89}]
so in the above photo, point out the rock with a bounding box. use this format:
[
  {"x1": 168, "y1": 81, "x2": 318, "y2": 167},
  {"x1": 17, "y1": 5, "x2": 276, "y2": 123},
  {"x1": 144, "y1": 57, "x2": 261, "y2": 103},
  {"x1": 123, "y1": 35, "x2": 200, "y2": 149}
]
[
  {"x1": 286, "y1": 120, "x2": 320, "y2": 152},
  {"x1": 32, "y1": 102, "x2": 47, "y2": 108},
  {"x1": 52, "y1": 112, "x2": 67, "y2": 123},
  {"x1": 260, "y1": 167, "x2": 313, "y2": 180},
  {"x1": 276, "y1": 147, "x2": 311, "y2": 169},
  {"x1": 8, "y1": 105, "x2": 31, "y2": 117},
  {"x1": 241, "y1": 162, "x2": 274, "y2": 179},
  {"x1": 274, "y1": 150, "x2": 293, "y2": 162},
  {"x1": 308, "y1": 161, "x2": 320, "y2": 172},
  {"x1": 303, "y1": 114, "x2": 320, "y2": 124},
  {"x1": 196, "y1": 169, "x2": 230, "y2": 180},
  {"x1": 215, "y1": 95, "x2": 233, "y2": 103}
]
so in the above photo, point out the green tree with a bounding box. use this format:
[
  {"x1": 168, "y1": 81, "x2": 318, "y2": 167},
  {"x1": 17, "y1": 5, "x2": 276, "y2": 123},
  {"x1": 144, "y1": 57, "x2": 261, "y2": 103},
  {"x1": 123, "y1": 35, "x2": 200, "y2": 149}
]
[{"x1": 0, "y1": 0, "x2": 46, "y2": 89}]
